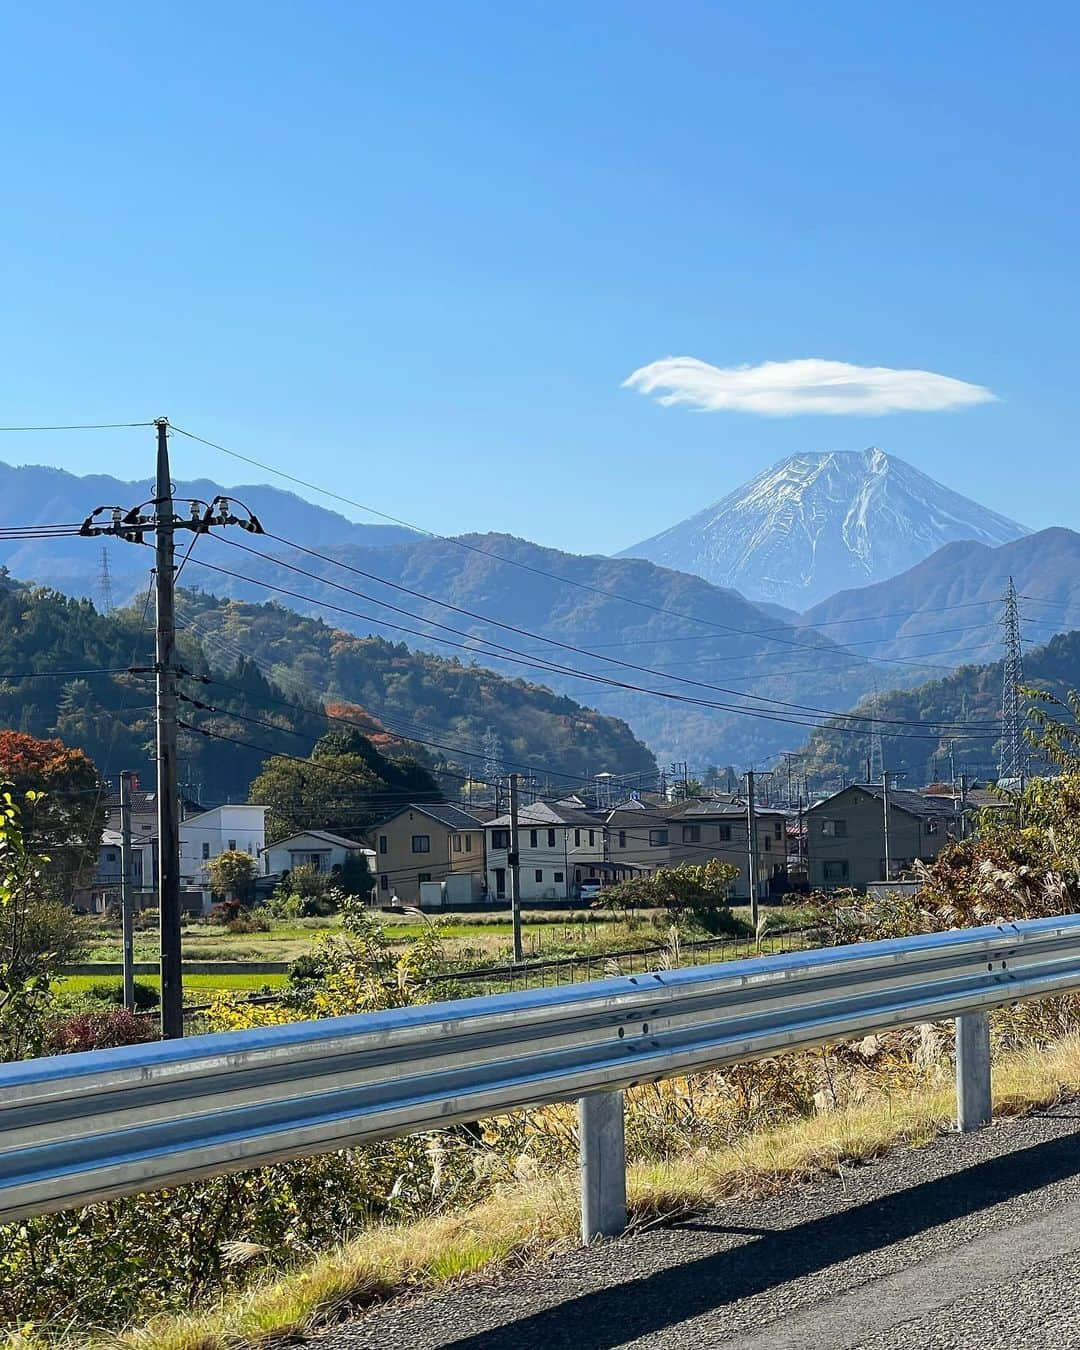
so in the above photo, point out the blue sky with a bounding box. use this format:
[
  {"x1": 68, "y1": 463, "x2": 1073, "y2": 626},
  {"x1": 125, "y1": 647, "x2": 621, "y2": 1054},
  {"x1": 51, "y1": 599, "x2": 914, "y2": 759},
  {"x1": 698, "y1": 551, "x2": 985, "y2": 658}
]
[{"x1": 1, "y1": 2, "x2": 1076, "y2": 554}]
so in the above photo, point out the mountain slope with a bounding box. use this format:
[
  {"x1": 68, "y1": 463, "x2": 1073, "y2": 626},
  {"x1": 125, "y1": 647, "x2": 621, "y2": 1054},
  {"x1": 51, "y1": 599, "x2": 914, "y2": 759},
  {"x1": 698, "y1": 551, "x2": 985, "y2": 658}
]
[
  {"x1": 618, "y1": 448, "x2": 1028, "y2": 607},
  {"x1": 0, "y1": 569, "x2": 656, "y2": 799},
  {"x1": 0, "y1": 461, "x2": 416, "y2": 601},
  {"x1": 183, "y1": 529, "x2": 882, "y2": 767},
  {"x1": 800, "y1": 528, "x2": 1080, "y2": 667},
  {"x1": 795, "y1": 627, "x2": 1080, "y2": 788}
]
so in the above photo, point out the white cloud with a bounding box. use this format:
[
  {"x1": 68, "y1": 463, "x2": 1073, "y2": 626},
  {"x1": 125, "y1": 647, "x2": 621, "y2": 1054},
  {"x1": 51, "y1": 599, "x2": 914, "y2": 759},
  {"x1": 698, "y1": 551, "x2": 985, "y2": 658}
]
[{"x1": 622, "y1": 356, "x2": 996, "y2": 416}]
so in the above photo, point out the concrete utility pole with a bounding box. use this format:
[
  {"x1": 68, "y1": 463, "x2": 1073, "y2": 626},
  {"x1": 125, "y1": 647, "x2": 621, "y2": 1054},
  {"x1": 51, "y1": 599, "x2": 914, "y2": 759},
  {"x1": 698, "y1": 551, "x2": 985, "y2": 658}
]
[
  {"x1": 80, "y1": 418, "x2": 264, "y2": 1039},
  {"x1": 881, "y1": 770, "x2": 892, "y2": 884},
  {"x1": 153, "y1": 420, "x2": 183, "y2": 1038},
  {"x1": 745, "y1": 769, "x2": 759, "y2": 928},
  {"x1": 507, "y1": 771, "x2": 524, "y2": 962},
  {"x1": 119, "y1": 769, "x2": 134, "y2": 1012}
]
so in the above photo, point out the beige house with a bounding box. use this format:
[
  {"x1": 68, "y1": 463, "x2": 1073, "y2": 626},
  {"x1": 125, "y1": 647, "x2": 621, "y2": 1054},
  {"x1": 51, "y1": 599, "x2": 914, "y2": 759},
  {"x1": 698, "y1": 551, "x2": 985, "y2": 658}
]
[
  {"x1": 806, "y1": 784, "x2": 961, "y2": 891},
  {"x1": 373, "y1": 803, "x2": 486, "y2": 904}
]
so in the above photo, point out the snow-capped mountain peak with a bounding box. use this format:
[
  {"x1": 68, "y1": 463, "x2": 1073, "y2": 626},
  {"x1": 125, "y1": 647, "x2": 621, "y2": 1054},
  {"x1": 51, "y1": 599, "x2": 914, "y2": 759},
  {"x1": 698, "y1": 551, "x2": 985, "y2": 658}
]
[{"x1": 618, "y1": 448, "x2": 1028, "y2": 608}]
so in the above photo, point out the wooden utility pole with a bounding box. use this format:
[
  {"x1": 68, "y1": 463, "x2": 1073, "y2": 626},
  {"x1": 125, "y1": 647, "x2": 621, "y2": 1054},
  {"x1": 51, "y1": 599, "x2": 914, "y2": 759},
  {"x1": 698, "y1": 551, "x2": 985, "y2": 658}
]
[
  {"x1": 745, "y1": 769, "x2": 759, "y2": 927},
  {"x1": 508, "y1": 772, "x2": 524, "y2": 962},
  {"x1": 119, "y1": 769, "x2": 135, "y2": 1012}
]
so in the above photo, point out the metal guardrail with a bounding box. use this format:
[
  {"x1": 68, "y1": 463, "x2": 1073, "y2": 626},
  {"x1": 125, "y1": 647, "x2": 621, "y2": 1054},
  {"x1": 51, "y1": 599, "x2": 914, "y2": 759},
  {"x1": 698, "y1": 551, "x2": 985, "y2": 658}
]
[{"x1": 4, "y1": 915, "x2": 1080, "y2": 1240}]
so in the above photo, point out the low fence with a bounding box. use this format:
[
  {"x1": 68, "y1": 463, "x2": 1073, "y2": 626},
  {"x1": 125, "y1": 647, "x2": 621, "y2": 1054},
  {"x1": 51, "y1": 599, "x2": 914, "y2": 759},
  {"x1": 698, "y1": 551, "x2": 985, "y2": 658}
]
[{"x1": 4, "y1": 916, "x2": 1080, "y2": 1240}]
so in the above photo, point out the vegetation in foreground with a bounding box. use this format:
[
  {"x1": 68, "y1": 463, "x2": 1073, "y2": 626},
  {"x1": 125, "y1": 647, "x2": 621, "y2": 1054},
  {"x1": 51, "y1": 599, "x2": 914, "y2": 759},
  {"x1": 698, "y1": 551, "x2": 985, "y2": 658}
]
[{"x1": 8, "y1": 695, "x2": 1080, "y2": 1347}]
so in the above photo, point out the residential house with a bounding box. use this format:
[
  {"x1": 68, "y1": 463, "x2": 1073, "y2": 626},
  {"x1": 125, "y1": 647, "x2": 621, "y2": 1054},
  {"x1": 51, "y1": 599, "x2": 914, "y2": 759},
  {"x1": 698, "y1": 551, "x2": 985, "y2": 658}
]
[
  {"x1": 806, "y1": 783, "x2": 961, "y2": 891},
  {"x1": 484, "y1": 799, "x2": 639, "y2": 902},
  {"x1": 655, "y1": 798, "x2": 789, "y2": 901},
  {"x1": 102, "y1": 786, "x2": 204, "y2": 845},
  {"x1": 179, "y1": 804, "x2": 267, "y2": 899},
  {"x1": 261, "y1": 830, "x2": 375, "y2": 884},
  {"x1": 373, "y1": 803, "x2": 487, "y2": 904},
  {"x1": 75, "y1": 829, "x2": 156, "y2": 914}
]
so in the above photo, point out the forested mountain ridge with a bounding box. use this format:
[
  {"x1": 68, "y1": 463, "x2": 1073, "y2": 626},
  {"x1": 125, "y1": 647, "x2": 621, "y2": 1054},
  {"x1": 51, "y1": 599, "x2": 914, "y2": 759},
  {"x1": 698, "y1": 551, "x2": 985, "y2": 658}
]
[
  {"x1": 0, "y1": 569, "x2": 655, "y2": 800},
  {"x1": 186, "y1": 529, "x2": 880, "y2": 766},
  {"x1": 799, "y1": 528, "x2": 1080, "y2": 665},
  {"x1": 796, "y1": 628, "x2": 1080, "y2": 786}
]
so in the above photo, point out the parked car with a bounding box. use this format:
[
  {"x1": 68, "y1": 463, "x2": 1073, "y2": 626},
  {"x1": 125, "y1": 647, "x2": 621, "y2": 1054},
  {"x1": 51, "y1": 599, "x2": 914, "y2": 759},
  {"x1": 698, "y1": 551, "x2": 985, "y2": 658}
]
[{"x1": 578, "y1": 880, "x2": 603, "y2": 901}]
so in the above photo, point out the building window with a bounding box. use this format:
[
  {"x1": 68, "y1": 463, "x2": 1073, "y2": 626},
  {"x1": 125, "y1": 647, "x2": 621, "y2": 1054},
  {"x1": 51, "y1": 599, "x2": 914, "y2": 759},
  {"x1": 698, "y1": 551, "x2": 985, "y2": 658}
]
[
  {"x1": 464, "y1": 834, "x2": 472, "y2": 852},
  {"x1": 588, "y1": 829, "x2": 595, "y2": 846},
  {"x1": 763, "y1": 836, "x2": 771, "y2": 851},
  {"x1": 530, "y1": 829, "x2": 538, "y2": 848},
  {"x1": 535, "y1": 869, "x2": 544, "y2": 883},
  {"x1": 492, "y1": 828, "x2": 510, "y2": 849},
  {"x1": 823, "y1": 860, "x2": 850, "y2": 883},
  {"x1": 104, "y1": 850, "x2": 117, "y2": 863},
  {"x1": 554, "y1": 871, "x2": 564, "y2": 883},
  {"x1": 682, "y1": 824, "x2": 700, "y2": 843},
  {"x1": 649, "y1": 829, "x2": 669, "y2": 847},
  {"x1": 228, "y1": 839, "x2": 236, "y2": 851},
  {"x1": 452, "y1": 834, "x2": 461, "y2": 853},
  {"x1": 418, "y1": 872, "x2": 431, "y2": 884},
  {"x1": 618, "y1": 830, "x2": 626, "y2": 848},
  {"x1": 548, "y1": 828, "x2": 556, "y2": 847},
  {"x1": 925, "y1": 820, "x2": 939, "y2": 835},
  {"x1": 411, "y1": 835, "x2": 430, "y2": 854},
  {"x1": 775, "y1": 822, "x2": 783, "y2": 840},
  {"x1": 718, "y1": 824, "x2": 732, "y2": 842},
  {"x1": 574, "y1": 829, "x2": 581, "y2": 846},
  {"x1": 821, "y1": 820, "x2": 847, "y2": 837},
  {"x1": 379, "y1": 835, "x2": 388, "y2": 854},
  {"x1": 201, "y1": 842, "x2": 210, "y2": 860},
  {"x1": 379, "y1": 874, "x2": 389, "y2": 891}
]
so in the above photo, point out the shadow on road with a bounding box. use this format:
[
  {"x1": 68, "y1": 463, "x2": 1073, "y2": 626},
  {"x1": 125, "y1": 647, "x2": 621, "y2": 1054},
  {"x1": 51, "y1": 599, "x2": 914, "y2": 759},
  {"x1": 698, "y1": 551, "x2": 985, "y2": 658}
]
[{"x1": 438, "y1": 1129, "x2": 1080, "y2": 1350}]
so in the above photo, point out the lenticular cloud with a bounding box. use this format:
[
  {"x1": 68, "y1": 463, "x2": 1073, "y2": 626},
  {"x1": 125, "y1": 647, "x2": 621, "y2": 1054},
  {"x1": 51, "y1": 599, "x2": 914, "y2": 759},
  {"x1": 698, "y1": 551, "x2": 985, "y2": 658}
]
[{"x1": 622, "y1": 356, "x2": 996, "y2": 416}]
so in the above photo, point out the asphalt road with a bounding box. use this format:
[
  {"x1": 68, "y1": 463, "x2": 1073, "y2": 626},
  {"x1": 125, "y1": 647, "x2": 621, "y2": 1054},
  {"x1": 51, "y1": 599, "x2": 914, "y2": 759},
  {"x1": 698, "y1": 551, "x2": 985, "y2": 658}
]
[{"x1": 317, "y1": 1100, "x2": 1080, "y2": 1349}]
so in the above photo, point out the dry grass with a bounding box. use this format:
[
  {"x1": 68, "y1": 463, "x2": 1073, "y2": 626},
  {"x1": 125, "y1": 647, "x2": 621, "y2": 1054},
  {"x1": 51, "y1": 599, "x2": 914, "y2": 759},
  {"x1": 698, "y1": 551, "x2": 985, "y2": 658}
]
[{"x1": 44, "y1": 1034, "x2": 1080, "y2": 1350}]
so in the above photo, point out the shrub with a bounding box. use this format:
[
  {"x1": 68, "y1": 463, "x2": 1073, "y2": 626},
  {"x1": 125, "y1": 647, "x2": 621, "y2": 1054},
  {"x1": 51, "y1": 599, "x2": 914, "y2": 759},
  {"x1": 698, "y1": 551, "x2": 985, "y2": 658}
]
[
  {"x1": 86, "y1": 979, "x2": 159, "y2": 1010},
  {"x1": 42, "y1": 1007, "x2": 157, "y2": 1054}
]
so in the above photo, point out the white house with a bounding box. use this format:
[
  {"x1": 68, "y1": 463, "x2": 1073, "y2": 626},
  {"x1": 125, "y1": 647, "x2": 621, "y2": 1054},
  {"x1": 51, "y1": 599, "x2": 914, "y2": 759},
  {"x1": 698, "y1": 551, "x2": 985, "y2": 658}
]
[
  {"x1": 261, "y1": 830, "x2": 375, "y2": 880},
  {"x1": 179, "y1": 804, "x2": 267, "y2": 896},
  {"x1": 484, "y1": 799, "x2": 609, "y2": 901}
]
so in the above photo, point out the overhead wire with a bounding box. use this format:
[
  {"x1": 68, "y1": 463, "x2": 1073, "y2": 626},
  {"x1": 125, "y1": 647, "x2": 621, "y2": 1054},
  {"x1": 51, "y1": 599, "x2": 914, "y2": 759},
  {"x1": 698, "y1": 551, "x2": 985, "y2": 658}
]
[{"x1": 196, "y1": 535, "x2": 1001, "y2": 733}]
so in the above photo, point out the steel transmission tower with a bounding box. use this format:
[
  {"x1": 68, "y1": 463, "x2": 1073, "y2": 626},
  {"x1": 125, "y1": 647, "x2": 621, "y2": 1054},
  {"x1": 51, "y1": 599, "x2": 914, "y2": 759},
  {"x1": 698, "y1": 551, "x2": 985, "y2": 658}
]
[
  {"x1": 998, "y1": 576, "x2": 1026, "y2": 783},
  {"x1": 98, "y1": 546, "x2": 114, "y2": 614}
]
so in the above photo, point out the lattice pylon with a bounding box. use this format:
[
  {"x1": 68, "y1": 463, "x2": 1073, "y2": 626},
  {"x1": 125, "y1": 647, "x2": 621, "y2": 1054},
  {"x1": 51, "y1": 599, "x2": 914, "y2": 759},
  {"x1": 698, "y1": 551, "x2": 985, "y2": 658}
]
[{"x1": 999, "y1": 576, "x2": 1026, "y2": 782}]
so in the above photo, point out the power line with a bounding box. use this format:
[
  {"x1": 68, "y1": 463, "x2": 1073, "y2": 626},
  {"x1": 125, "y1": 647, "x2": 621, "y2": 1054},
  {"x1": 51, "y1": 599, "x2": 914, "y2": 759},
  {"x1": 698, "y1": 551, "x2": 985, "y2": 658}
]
[
  {"x1": 203, "y1": 534, "x2": 1000, "y2": 733},
  {"x1": 0, "y1": 421, "x2": 155, "y2": 431},
  {"x1": 167, "y1": 422, "x2": 887, "y2": 665}
]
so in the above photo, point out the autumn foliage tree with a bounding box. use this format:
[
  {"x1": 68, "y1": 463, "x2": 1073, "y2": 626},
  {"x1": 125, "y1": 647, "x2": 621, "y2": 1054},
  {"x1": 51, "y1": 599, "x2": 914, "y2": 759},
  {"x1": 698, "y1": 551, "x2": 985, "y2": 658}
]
[{"x1": 0, "y1": 731, "x2": 103, "y2": 899}]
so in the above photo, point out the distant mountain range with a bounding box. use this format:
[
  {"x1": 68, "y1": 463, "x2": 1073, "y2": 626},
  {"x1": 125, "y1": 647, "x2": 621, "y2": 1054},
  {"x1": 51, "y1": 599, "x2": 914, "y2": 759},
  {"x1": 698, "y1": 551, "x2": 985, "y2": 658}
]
[
  {"x1": 799, "y1": 527, "x2": 1080, "y2": 667},
  {"x1": 0, "y1": 461, "x2": 415, "y2": 601},
  {"x1": 182, "y1": 529, "x2": 879, "y2": 768},
  {"x1": 618, "y1": 448, "x2": 1028, "y2": 608}
]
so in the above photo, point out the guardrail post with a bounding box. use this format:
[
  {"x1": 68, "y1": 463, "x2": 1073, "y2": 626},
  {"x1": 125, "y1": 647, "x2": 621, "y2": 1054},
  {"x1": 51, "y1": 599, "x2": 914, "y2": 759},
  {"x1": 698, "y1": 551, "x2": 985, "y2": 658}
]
[
  {"x1": 579, "y1": 1088, "x2": 626, "y2": 1241},
  {"x1": 956, "y1": 1012, "x2": 992, "y2": 1131}
]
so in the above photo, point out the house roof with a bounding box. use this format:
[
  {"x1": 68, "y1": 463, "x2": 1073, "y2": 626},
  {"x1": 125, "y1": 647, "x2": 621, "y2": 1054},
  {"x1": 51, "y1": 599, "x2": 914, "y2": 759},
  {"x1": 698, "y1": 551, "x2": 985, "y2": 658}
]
[
  {"x1": 268, "y1": 829, "x2": 375, "y2": 852},
  {"x1": 665, "y1": 797, "x2": 787, "y2": 821},
  {"x1": 486, "y1": 799, "x2": 602, "y2": 828},
  {"x1": 376, "y1": 802, "x2": 487, "y2": 831},
  {"x1": 811, "y1": 783, "x2": 963, "y2": 821},
  {"x1": 104, "y1": 789, "x2": 204, "y2": 816}
]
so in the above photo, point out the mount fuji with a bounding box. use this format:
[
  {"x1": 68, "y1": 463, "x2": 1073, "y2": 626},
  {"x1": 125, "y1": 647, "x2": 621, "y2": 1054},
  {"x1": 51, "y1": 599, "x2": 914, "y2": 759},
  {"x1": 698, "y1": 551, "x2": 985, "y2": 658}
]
[{"x1": 618, "y1": 448, "x2": 1029, "y2": 608}]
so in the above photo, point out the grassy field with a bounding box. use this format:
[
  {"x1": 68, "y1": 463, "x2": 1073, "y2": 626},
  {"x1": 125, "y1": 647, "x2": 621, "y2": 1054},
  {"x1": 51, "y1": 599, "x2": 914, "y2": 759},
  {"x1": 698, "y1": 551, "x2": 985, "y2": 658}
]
[
  {"x1": 56, "y1": 972, "x2": 290, "y2": 997},
  {"x1": 76, "y1": 906, "x2": 739, "y2": 968}
]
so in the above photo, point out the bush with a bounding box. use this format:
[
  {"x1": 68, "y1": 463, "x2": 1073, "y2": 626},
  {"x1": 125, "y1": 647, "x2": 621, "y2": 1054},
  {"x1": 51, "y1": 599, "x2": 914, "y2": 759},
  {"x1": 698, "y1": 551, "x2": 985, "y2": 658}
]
[
  {"x1": 42, "y1": 1008, "x2": 158, "y2": 1054},
  {"x1": 208, "y1": 899, "x2": 272, "y2": 933},
  {"x1": 86, "y1": 978, "x2": 160, "y2": 1010}
]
